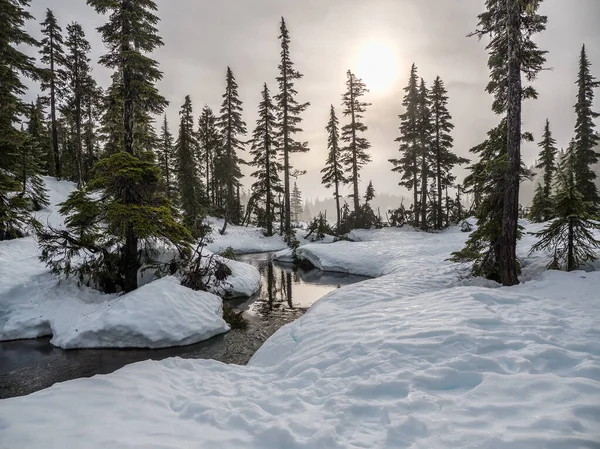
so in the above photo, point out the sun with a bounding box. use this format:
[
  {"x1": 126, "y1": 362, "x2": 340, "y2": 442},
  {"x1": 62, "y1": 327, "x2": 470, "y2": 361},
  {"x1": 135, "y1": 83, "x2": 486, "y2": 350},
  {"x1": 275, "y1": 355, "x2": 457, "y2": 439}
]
[{"x1": 354, "y1": 40, "x2": 400, "y2": 95}]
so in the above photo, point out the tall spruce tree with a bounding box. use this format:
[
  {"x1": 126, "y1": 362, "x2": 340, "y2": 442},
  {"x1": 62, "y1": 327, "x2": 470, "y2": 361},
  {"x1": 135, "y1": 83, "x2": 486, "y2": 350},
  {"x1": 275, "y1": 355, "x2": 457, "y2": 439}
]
[
  {"x1": 39, "y1": 8, "x2": 65, "y2": 178},
  {"x1": 430, "y1": 76, "x2": 468, "y2": 229},
  {"x1": 0, "y1": 0, "x2": 41, "y2": 240},
  {"x1": 275, "y1": 18, "x2": 309, "y2": 239},
  {"x1": 321, "y1": 105, "x2": 348, "y2": 229},
  {"x1": 157, "y1": 115, "x2": 176, "y2": 201},
  {"x1": 97, "y1": 72, "x2": 124, "y2": 156},
  {"x1": 175, "y1": 95, "x2": 204, "y2": 234},
  {"x1": 216, "y1": 67, "x2": 247, "y2": 234},
  {"x1": 530, "y1": 151, "x2": 600, "y2": 271},
  {"x1": 390, "y1": 64, "x2": 421, "y2": 227},
  {"x1": 291, "y1": 182, "x2": 303, "y2": 223},
  {"x1": 417, "y1": 78, "x2": 433, "y2": 230},
  {"x1": 530, "y1": 118, "x2": 558, "y2": 221},
  {"x1": 197, "y1": 105, "x2": 220, "y2": 207},
  {"x1": 572, "y1": 44, "x2": 600, "y2": 212},
  {"x1": 341, "y1": 70, "x2": 371, "y2": 219},
  {"x1": 465, "y1": 0, "x2": 547, "y2": 285},
  {"x1": 249, "y1": 83, "x2": 282, "y2": 236}
]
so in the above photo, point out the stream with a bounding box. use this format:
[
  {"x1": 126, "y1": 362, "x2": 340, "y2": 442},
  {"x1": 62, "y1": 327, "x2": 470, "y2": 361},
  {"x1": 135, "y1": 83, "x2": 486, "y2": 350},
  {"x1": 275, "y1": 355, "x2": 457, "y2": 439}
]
[{"x1": 0, "y1": 252, "x2": 367, "y2": 399}]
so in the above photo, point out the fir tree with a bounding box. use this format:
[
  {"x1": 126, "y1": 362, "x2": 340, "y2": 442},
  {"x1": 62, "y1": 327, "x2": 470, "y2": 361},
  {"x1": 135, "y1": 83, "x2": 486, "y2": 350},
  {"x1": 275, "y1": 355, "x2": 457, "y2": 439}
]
[
  {"x1": 467, "y1": 0, "x2": 547, "y2": 285},
  {"x1": 364, "y1": 180, "x2": 375, "y2": 204},
  {"x1": 390, "y1": 64, "x2": 420, "y2": 227},
  {"x1": 82, "y1": 80, "x2": 102, "y2": 182},
  {"x1": 530, "y1": 152, "x2": 600, "y2": 271},
  {"x1": 430, "y1": 76, "x2": 468, "y2": 229},
  {"x1": 39, "y1": 8, "x2": 65, "y2": 178},
  {"x1": 97, "y1": 72, "x2": 124, "y2": 156},
  {"x1": 175, "y1": 95, "x2": 203, "y2": 234},
  {"x1": 321, "y1": 105, "x2": 348, "y2": 229},
  {"x1": 0, "y1": 0, "x2": 41, "y2": 240},
  {"x1": 291, "y1": 182, "x2": 303, "y2": 223},
  {"x1": 530, "y1": 118, "x2": 558, "y2": 221},
  {"x1": 529, "y1": 182, "x2": 546, "y2": 222},
  {"x1": 572, "y1": 44, "x2": 600, "y2": 211},
  {"x1": 417, "y1": 78, "x2": 434, "y2": 230},
  {"x1": 341, "y1": 70, "x2": 371, "y2": 219},
  {"x1": 275, "y1": 17, "x2": 309, "y2": 239},
  {"x1": 197, "y1": 105, "x2": 220, "y2": 207},
  {"x1": 249, "y1": 83, "x2": 282, "y2": 236},
  {"x1": 216, "y1": 67, "x2": 247, "y2": 233},
  {"x1": 157, "y1": 115, "x2": 176, "y2": 201}
]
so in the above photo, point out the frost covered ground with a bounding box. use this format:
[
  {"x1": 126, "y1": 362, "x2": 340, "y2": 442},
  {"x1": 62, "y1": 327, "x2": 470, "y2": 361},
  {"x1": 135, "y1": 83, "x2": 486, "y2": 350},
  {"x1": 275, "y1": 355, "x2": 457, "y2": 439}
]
[
  {"x1": 1, "y1": 203, "x2": 599, "y2": 447},
  {"x1": 0, "y1": 178, "x2": 259, "y2": 349}
]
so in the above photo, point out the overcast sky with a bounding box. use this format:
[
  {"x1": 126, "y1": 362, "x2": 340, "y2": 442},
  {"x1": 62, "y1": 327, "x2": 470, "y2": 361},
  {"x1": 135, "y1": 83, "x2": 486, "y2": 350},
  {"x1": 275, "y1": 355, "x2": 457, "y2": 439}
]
[{"x1": 24, "y1": 0, "x2": 600, "y2": 200}]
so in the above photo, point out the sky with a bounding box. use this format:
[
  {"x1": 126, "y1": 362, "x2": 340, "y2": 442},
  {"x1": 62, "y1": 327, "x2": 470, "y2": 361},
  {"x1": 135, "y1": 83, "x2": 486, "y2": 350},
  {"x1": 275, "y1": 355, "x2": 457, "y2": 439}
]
[{"x1": 23, "y1": 0, "x2": 600, "y2": 201}]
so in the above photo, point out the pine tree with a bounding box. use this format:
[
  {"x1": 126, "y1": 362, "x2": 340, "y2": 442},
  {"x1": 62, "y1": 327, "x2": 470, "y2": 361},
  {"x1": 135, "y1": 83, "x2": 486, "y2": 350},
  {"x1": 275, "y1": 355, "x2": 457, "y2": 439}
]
[
  {"x1": 530, "y1": 152, "x2": 600, "y2": 271},
  {"x1": 275, "y1": 18, "x2": 309, "y2": 239},
  {"x1": 62, "y1": 22, "x2": 93, "y2": 188},
  {"x1": 341, "y1": 70, "x2": 371, "y2": 220},
  {"x1": 417, "y1": 78, "x2": 434, "y2": 230},
  {"x1": 430, "y1": 76, "x2": 468, "y2": 229},
  {"x1": 39, "y1": 8, "x2": 65, "y2": 178},
  {"x1": 176, "y1": 95, "x2": 203, "y2": 234},
  {"x1": 291, "y1": 182, "x2": 303, "y2": 223},
  {"x1": 364, "y1": 180, "x2": 375, "y2": 204},
  {"x1": 321, "y1": 105, "x2": 348, "y2": 229},
  {"x1": 216, "y1": 67, "x2": 247, "y2": 233},
  {"x1": 0, "y1": 0, "x2": 41, "y2": 240},
  {"x1": 249, "y1": 83, "x2": 282, "y2": 236},
  {"x1": 157, "y1": 115, "x2": 176, "y2": 201},
  {"x1": 530, "y1": 118, "x2": 558, "y2": 221},
  {"x1": 466, "y1": 0, "x2": 547, "y2": 285},
  {"x1": 572, "y1": 44, "x2": 600, "y2": 212},
  {"x1": 197, "y1": 105, "x2": 220, "y2": 207},
  {"x1": 390, "y1": 64, "x2": 420, "y2": 227}
]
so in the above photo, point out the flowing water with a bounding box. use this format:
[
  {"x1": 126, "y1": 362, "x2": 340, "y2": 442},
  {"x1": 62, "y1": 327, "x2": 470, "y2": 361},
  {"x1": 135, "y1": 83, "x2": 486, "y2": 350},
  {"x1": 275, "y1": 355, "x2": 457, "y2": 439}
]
[{"x1": 0, "y1": 252, "x2": 367, "y2": 399}]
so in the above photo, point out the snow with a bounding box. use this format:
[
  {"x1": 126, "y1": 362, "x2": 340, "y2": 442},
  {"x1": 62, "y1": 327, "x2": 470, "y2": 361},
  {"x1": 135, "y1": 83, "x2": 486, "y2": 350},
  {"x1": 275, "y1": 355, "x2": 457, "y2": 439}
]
[
  {"x1": 2, "y1": 218, "x2": 599, "y2": 447},
  {"x1": 0, "y1": 178, "x2": 259, "y2": 348}
]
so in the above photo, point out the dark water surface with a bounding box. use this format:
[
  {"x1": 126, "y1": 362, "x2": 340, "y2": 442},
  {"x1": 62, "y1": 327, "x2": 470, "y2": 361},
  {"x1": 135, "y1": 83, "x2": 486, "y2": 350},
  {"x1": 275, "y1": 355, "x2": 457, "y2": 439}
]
[{"x1": 0, "y1": 253, "x2": 367, "y2": 399}]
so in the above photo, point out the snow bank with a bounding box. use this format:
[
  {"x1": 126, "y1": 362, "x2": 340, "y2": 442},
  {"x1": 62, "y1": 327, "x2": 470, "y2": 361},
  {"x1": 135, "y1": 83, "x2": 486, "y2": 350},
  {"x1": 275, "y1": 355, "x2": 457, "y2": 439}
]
[
  {"x1": 2, "y1": 219, "x2": 599, "y2": 447},
  {"x1": 215, "y1": 256, "x2": 261, "y2": 298}
]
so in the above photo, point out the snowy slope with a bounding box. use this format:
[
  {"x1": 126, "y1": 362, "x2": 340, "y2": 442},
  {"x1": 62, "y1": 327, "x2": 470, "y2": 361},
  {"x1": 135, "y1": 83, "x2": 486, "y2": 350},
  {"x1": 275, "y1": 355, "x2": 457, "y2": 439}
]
[{"x1": 1, "y1": 218, "x2": 599, "y2": 447}]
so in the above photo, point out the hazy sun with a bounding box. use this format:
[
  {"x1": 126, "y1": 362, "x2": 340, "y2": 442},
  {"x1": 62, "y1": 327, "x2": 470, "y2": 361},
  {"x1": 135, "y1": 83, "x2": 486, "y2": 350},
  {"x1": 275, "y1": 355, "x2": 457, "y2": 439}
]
[{"x1": 354, "y1": 40, "x2": 400, "y2": 94}]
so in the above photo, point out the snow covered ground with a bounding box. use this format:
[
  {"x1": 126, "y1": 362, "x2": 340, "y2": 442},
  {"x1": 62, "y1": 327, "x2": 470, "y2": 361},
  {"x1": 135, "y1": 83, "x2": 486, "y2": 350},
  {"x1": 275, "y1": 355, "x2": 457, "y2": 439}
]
[
  {"x1": 0, "y1": 178, "x2": 258, "y2": 348},
  {"x1": 1, "y1": 215, "x2": 599, "y2": 447}
]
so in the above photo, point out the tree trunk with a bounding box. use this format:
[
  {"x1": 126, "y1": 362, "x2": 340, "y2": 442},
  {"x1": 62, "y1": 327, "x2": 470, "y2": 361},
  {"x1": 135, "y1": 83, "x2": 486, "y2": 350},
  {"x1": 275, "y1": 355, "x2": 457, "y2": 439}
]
[
  {"x1": 500, "y1": 0, "x2": 521, "y2": 286},
  {"x1": 420, "y1": 152, "x2": 427, "y2": 230},
  {"x1": 567, "y1": 218, "x2": 574, "y2": 272},
  {"x1": 349, "y1": 75, "x2": 360, "y2": 217},
  {"x1": 75, "y1": 65, "x2": 83, "y2": 189}
]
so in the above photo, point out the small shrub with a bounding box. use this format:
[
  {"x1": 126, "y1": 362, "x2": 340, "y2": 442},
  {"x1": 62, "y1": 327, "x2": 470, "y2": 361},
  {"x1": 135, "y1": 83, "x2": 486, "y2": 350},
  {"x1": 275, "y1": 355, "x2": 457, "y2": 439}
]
[
  {"x1": 222, "y1": 304, "x2": 248, "y2": 330},
  {"x1": 220, "y1": 246, "x2": 237, "y2": 260}
]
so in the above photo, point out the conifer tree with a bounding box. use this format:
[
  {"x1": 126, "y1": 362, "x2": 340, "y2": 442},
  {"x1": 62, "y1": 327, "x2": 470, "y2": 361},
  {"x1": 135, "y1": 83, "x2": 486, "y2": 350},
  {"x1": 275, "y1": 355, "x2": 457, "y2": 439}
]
[
  {"x1": 364, "y1": 180, "x2": 375, "y2": 204},
  {"x1": 390, "y1": 64, "x2": 420, "y2": 227},
  {"x1": 157, "y1": 115, "x2": 176, "y2": 201},
  {"x1": 82, "y1": 80, "x2": 102, "y2": 182},
  {"x1": 530, "y1": 118, "x2": 558, "y2": 221},
  {"x1": 216, "y1": 67, "x2": 247, "y2": 233},
  {"x1": 341, "y1": 70, "x2": 371, "y2": 219},
  {"x1": 40, "y1": 8, "x2": 65, "y2": 178},
  {"x1": 249, "y1": 83, "x2": 282, "y2": 236},
  {"x1": 176, "y1": 95, "x2": 203, "y2": 233},
  {"x1": 197, "y1": 105, "x2": 220, "y2": 206},
  {"x1": 275, "y1": 18, "x2": 309, "y2": 239},
  {"x1": 530, "y1": 152, "x2": 600, "y2": 271},
  {"x1": 291, "y1": 182, "x2": 303, "y2": 223},
  {"x1": 0, "y1": 0, "x2": 41, "y2": 240},
  {"x1": 465, "y1": 0, "x2": 547, "y2": 285},
  {"x1": 572, "y1": 44, "x2": 600, "y2": 212},
  {"x1": 417, "y1": 78, "x2": 434, "y2": 230},
  {"x1": 430, "y1": 76, "x2": 468, "y2": 229},
  {"x1": 321, "y1": 105, "x2": 348, "y2": 229}
]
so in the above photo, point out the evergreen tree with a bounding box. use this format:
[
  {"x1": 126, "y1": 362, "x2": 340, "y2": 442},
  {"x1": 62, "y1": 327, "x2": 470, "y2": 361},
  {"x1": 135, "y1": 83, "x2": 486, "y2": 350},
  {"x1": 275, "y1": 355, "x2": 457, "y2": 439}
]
[
  {"x1": 216, "y1": 67, "x2": 246, "y2": 233},
  {"x1": 572, "y1": 44, "x2": 600, "y2": 211},
  {"x1": 530, "y1": 152, "x2": 600, "y2": 271},
  {"x1": 97, "y1": 72, "x2": 124, "y2": 156},
  {"x1": 430, "y1": 76, "x2": 468, "y2": 229},
  {"x1": 0, "y1": 0, "x2": 41, "y2": 240},
  {"x1": 529, "y1": 182, "x2": 546, "y2": 222},
  {"x1": 341, "y1": 70, "x2": 371, "y2": 219},
  {"x1": 249, "y1": 83, "x2": 282, "y2": 236},
  {"x1": 417, "y1": 78, "x2": 434, "y2": 230},
  {"x1": 275, "y1": 17, "x2": 309, "y2": 239},
  {"x1": 390, "y1": 64, "x2": 420, "y2": 227},
  {"x1": 321, "y1": 105, "x2": 348, "y2": 229},
  {"x1": 39, "y1": 8, "x2": 65, "y2": 178},
  {"x1": 364, "y1": 180, "x2": 375, "y2": 204},
  {"x1": 466, "y1": 0, "x2": 547, "y2": 285},
  {"x1": 157, "y1": 115, "x2": 176, "y2": 201},
  {"x1": 197, "y1": 105, "x2": 219, "y2": 207},
  {"x1": 62, "y1": 22, "x2": 93, "y2": 187},
  {"x1": 291, "y1": 182, "x2": 303, "y2": 223},
  {"x1": 82, "y1": 80, "x2": 102, "y2": 182},
  {"x1": 175, "y1": 95, "x2": 203, "y2": 234},
  {"x1": 530, "y1": 118, "x2": 558, "y2": 221}
]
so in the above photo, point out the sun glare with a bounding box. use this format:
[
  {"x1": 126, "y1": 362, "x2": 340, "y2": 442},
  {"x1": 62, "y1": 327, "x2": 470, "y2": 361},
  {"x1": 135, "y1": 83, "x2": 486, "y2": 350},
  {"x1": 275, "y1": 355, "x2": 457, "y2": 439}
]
[{"x1": 354, "y1": 40, "x2": 400, "y2": 95}]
